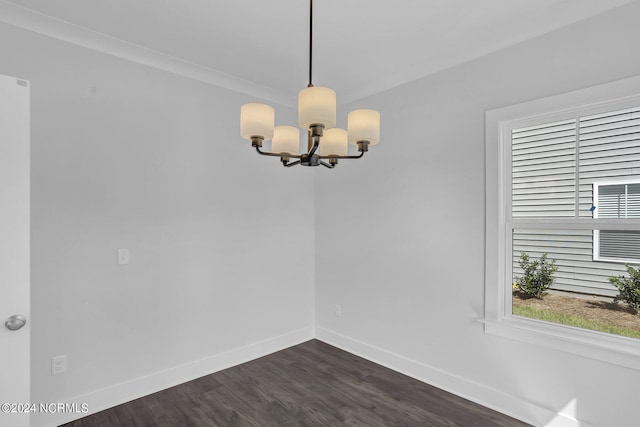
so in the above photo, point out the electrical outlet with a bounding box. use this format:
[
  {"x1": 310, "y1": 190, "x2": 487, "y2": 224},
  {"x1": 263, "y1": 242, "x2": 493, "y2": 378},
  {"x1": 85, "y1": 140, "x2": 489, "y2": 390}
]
[
  {"x1": 334, "y1": 304, "x2": 342, "y2": 317},
  {"x1": 52, "y1": 355, "x2": 67, "y2": 375}
]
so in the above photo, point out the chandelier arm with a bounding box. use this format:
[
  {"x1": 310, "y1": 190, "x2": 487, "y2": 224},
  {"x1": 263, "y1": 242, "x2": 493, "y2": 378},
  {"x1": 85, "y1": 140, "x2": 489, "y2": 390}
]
[
  {"x1": 317, "y1": 151, "x2": 365, "y2": 160},
  {"x1": 307, "y1": 136, "x2": 320, "y2": 157},
  {"x1": 320, "y1": 161, "x2": 335, "y2": 169},
  {"x1": 284, "y1": 160, "x2": 301, "y2": 167},
  {"x1": 255, "y1": 146, "x2": 303, "y2": 159}
]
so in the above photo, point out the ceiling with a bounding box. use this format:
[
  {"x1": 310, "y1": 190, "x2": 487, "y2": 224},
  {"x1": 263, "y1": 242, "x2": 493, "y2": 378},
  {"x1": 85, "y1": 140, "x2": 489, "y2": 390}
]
[{"x1": 2, "y1": 0, "x2": 636, "y2": 103}]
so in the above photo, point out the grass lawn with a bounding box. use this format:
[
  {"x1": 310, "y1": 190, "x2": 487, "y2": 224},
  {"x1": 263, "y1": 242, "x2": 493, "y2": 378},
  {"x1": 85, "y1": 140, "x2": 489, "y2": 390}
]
[{"x1": 512, "y1": 292, "x2": 640, "y2": 339}]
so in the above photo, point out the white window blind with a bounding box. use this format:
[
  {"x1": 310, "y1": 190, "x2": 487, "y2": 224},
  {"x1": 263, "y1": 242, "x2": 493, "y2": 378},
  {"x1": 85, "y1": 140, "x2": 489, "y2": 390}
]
[{"x1": 595, "y1": 182, "x2": 640, "y2": 262}]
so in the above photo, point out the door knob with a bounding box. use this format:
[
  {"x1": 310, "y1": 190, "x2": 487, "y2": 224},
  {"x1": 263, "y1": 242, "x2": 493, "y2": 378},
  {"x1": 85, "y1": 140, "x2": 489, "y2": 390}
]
[{"x1": 5, "y1": 314, "x2": 26, "y2": 331}]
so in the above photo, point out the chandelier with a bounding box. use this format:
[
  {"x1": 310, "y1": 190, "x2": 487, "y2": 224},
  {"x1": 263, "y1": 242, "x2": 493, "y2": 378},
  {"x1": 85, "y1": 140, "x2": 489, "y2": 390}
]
[{"x1": 239, "y1": 0, "x2": 380, "y2": 168}]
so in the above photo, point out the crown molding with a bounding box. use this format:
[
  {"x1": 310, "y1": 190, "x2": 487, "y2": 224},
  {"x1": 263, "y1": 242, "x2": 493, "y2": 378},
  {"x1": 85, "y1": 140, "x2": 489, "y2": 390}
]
[{"x1": 0, "y1": 1, "x2": 296, "y2": 107}]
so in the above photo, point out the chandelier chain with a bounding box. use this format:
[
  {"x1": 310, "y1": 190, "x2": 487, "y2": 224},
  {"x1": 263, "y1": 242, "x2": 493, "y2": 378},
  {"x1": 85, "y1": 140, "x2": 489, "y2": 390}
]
[{"x1": 308, "y1": 0, "x2": 313, "y2": 87}]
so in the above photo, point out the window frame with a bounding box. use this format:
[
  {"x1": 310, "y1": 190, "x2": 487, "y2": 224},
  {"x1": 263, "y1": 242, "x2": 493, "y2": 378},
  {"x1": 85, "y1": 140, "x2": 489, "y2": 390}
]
[
  {"x1": 593, "y1": 180, "x2": 640, "y2": 264},
  {"x1": 484, "y1": 75, "x2": 640, "y2": 371}
]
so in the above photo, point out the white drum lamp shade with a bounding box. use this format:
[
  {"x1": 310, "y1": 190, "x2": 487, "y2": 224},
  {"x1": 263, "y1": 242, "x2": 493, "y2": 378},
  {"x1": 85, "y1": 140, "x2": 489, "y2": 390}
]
[
  {"x1": 240, "y1": 103, "x2": 275, "y2": 140},
  {"x1": 320, "y1": 128, "x2": 348, "y2": 156},
  {"x1": 348, "y1": 109, "x2": 380, "y2": 145},
  {"x1": 271, "y1": 125, "x2": 300, "y2": 156},
  {"x1": 298, "y1": 87, "x2": 337, "y2": 129}
]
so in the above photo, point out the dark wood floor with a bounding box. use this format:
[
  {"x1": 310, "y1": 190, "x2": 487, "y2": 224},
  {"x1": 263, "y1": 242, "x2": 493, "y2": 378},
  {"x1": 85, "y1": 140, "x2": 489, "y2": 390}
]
[{"x1": 61, "y1": 339, "x2": 530, "y2": 426}]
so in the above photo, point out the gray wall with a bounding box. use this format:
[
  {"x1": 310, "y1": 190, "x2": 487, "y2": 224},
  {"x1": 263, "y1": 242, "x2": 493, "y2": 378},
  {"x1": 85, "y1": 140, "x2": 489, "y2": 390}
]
[
  {"x1": 0, "y1": 22, "x2": 315, "y2": 426},
  {"x1": 316, "y1": 2, "x2": 640, "y2": 426}
]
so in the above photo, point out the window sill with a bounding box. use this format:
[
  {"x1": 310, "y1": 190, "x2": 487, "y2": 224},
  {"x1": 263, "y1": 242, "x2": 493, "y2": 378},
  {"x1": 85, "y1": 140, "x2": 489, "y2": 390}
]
[
  {"x1": 479, "y1": 316, "x2": 640, "y2": 371},
  {"x1": 593, "y1": 256, "x2": 640, "y2": 264}
]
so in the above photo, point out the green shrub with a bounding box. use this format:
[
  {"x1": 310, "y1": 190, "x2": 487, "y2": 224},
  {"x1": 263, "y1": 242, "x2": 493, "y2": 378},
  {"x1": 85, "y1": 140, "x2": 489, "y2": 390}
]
[
  {"x1": 609, "y1": 264, "x2": 640, "y2": 313},
  {"x1": 514, "y1": 252, "x2": 558, "y2": 299}
]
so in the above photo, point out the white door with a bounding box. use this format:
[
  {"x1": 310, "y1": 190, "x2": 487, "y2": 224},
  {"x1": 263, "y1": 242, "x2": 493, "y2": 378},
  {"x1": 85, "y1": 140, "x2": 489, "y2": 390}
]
[{"x1": 0, "y1": 74, "x2": 31, "y2": 427}]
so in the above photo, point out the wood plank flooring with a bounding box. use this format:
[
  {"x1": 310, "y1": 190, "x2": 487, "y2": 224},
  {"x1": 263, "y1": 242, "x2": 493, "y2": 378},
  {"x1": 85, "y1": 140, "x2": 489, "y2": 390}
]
[{"x1": 61, "y1": 339, "x2": 530, "y2": 426}]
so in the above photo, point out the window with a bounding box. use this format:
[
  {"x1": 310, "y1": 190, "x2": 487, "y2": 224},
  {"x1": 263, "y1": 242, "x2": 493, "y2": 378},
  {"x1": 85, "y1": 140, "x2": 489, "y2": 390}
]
[
  {"x1": 484, "y1": 75, "x2": 640, "y2": 370},
  {"x1": 510, "y1": 107, "x2": 640, "y2": 297},
  {"x1": 593, "y1": 181, "x2": 640, "y2": 263}
]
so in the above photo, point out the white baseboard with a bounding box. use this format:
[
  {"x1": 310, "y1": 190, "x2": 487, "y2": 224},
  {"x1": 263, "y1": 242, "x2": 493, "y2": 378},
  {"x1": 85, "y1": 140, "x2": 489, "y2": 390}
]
[
  {"x1": 36, "y1": 325, "x2": 590, "y2": 427},
  {"x1": 315, "y1": 327, "x2": 589, "y2": 427},
  {"x1": 36, "y1": 326, "x2": 314, "y2": 427}
]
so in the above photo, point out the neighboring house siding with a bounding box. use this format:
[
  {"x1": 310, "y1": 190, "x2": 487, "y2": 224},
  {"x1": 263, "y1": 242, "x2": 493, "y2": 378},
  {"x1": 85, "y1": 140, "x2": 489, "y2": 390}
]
[
  {"x1": 512, "y1": 107, "x2": 640, "y2": 297},
  {"x1": 512, "y1": 229, "x2": 624, "y2": 296}
]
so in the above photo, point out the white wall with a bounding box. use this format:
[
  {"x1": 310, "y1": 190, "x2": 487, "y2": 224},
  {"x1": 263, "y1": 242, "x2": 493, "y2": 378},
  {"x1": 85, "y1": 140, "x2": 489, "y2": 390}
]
[
  {"x1": 315, "y1": 2, "x2": 640, "y2": 427},
  {"x1": 0, "y1": 22, "x2": 315, "y2": 427}
]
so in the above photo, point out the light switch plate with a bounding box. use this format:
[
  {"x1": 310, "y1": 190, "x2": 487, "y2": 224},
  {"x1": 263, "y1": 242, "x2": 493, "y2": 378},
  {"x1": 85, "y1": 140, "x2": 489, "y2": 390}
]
[{"x1": 118, "y1": 249, "x2": 130, "y2": 265}]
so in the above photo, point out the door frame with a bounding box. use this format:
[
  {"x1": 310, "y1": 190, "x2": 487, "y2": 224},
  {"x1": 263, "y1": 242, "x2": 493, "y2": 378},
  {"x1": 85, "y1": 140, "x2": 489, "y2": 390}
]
[{"x1": 0, "y1": 73, "x2": 31, "y2": 427}]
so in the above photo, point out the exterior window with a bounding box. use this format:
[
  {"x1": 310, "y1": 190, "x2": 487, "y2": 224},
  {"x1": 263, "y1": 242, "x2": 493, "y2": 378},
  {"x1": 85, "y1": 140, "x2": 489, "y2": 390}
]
[
  {"x1": 593, "y1": 182, "x2": 640, "y2": 263},
  {"x1": 484, "y1": 76, "x2": 640, "y2": 369},
  {"x1": 511, "y1": 107, "x2": 640, "y2": 297}
]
